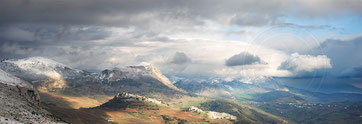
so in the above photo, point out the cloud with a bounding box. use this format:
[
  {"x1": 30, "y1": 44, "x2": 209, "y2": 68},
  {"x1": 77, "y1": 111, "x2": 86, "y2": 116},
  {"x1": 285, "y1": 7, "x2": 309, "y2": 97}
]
[
  {"x1": 225, "y1": 52, "x2": 264, "y2": 66},
  {"x1": 317, "y1": 36, "x2": 362, "y2": 77},
  {"x1": 0, "y1": 27, "x2": 35, "y2": 41},
  {"x1": 169, "y1": 52, "x2": 191, "y2": 64},
  {"x1": 341, "y1": 66, "x2": 362, "y2": 78},
  {"x1": 1, "y1": 0, "x2": 361, "y2": 27},
  {"x1": 278, "y1": 53, "x2": 332, "y2": 73},
  {"x1": 0, "y1": 0, "x2": 360, "y2": 81}
]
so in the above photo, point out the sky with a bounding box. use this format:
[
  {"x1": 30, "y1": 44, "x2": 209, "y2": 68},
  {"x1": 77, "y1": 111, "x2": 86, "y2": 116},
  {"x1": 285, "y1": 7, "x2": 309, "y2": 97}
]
[{"x1": 0, "y1": 0, "x2": 362, "y2": 85}]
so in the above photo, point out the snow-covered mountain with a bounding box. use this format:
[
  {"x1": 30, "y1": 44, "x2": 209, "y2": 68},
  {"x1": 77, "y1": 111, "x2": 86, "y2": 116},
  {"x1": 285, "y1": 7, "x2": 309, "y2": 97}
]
[
  {"x1": 99, "y1": 64, "x2": 185, "y2": 93},
  {"x1": 0, "y1": 57, "x2": 85, "y2": 81},
  {"x1": 0, "y1": 57, "x2": 92, "y2": 90},
  {"x1": 0, "y1": 57, "x2": 185, "y2": 98}
]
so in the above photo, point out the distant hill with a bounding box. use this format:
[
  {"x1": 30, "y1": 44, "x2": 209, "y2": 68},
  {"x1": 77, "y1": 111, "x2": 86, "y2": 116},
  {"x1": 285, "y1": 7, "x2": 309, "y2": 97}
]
[
  {"x1": 175, "y1": 78, "x2": 362, "y2": 103},
  {"x1": 258, "y1": 101, "x2": 362, "y2": 124}
]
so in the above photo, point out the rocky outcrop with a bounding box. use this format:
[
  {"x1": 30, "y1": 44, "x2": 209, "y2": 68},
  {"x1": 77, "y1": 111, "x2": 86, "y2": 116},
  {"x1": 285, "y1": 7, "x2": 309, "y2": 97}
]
[
  {"x1": 113, "y1": 92, "x2": 165, "y2": 105},
  {"x1": 188, "y1": 106, "x2": 204, "y2": 113},
  {"x1": 187, "y1": 106, "x2": 237, "y2": 120},
  {"x1": 207, "y1": 111, "x2": 237, "y2": 120},
  {"x1": 98, "y1": 92, "x2": 165, "y2": 110},
  {"x1": 15, "y1": 85, "x2": 41, "y2": 105}
]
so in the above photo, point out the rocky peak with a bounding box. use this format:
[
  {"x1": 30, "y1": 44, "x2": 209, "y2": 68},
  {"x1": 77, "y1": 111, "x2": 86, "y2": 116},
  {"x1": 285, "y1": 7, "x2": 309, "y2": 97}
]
[
  {"x1": 99, "y1": 64, "x2": 186, "y2": 93},
  {"x1": 114, "y1": 92, "x2": 146, "y2": 100}
]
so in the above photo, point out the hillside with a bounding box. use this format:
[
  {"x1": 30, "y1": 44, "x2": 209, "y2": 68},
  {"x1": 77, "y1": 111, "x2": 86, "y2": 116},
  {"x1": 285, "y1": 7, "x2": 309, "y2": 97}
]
[
  {"x1": 198, "y1": 99, "x2": 289, "y2": 124},
  {"x1": 44, "y1": 92, "x2": 234, "y2": 124},
  {"x1": 0, "y1": 69, "x2": 64, "y2": 123}
]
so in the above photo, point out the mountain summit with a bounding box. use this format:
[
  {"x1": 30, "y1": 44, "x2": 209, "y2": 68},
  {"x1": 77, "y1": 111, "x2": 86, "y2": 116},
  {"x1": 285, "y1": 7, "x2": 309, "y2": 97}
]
[{"x1": 99, "y1": 64, "x2": 185, "y2": 93}]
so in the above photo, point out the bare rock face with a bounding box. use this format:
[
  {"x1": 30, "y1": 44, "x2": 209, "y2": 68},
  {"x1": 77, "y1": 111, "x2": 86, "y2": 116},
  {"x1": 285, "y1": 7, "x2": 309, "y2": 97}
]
[{"x1": 15, "y1": 85, "x2": 41, "y2": 105}]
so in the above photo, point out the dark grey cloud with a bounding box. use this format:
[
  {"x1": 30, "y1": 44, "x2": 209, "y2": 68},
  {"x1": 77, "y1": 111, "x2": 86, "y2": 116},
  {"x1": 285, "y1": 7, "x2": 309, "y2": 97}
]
[
  {"x1": 1, "y1": 0, "x2": 267, "y2": 27},
  {"x1": 225, "y1": 52, "x2": 263, "y2": 66},
  {"x1": 170, "y1": 52, "x2": 191, "y2": 65},
  {"x1": 341, "y1": 66, "x2": 362, "y2": 78},
  {"x1": 317, "y1": 36, "x2": 362, "y2": 77},
  {"x1": 0, "y1": 24, "x2": 138, "y2": 70},
  {"x1": 2, "y1": 0, "x2": 361, "y2": 27},
  {"x1": 0, "y1": 25, "x2": 109, "y2": 58},
  {"x1": 0, "y1": 0, "x2": 361, "y2": 78},
  {"x1": 0, "y1": 0, "x2": 359, "y2": 61},
  {"x1": 0, "y1": 25, "x2": 110, "y2": 43}
]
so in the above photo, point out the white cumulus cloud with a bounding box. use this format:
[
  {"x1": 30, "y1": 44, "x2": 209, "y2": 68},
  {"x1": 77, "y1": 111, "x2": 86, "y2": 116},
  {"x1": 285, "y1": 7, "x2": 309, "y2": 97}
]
[{"x1": 278, "y1": 53, "x2": 332, "y2": 73}]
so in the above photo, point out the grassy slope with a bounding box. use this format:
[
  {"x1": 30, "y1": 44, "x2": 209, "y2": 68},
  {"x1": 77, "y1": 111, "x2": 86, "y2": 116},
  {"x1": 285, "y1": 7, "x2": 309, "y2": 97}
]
[
  {"x1": 39, "y1": 89, "x2": 112, "y2": 109},
  {"x1": 234, "y1": 91, "x2": 305, "y2": 103},
  {"x1": 39, "y1": 90, "x2": 233, "y2": 124},
  {"x1": 198, "y1": 99, "x2": 289, "y2": 124}
]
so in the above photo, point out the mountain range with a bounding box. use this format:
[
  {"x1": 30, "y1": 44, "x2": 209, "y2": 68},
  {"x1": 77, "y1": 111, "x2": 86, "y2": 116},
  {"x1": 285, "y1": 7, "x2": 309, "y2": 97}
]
[{"x1": 0, "y1": 57, "x2": 361, "y2": 124}]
